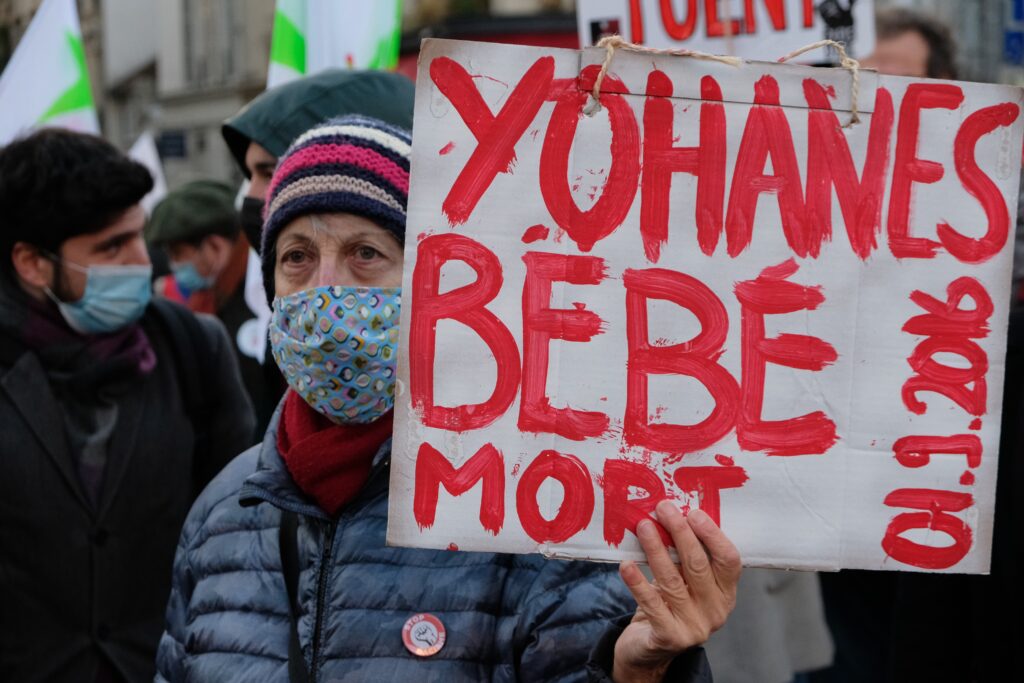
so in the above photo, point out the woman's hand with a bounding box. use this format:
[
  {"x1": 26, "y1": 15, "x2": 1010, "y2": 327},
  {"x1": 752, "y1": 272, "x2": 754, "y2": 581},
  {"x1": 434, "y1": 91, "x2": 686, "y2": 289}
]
[{"x1": 612, "y1": 501, "x2": 742, "y2": 683}]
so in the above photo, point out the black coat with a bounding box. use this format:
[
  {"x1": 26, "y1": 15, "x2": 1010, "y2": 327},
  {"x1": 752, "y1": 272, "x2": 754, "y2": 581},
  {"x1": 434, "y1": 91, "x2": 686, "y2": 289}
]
[
  {"x1": 0, "y1": 305, "x2": 256, "y2": 682},
  {"x1": 213, "y1": 281, "x2": 285, "y2": 437}
]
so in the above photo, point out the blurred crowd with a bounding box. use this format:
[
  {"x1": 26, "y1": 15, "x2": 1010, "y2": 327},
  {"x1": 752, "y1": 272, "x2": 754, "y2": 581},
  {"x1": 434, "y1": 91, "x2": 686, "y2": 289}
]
[{"x1": 0, "y1": 5, "x2": 1019, "y2": 683}]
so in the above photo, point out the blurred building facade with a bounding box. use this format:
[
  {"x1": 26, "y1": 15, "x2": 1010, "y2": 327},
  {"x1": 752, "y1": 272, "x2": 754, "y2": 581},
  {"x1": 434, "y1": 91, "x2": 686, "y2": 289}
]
[
  {"x1": 4, "y1": 0, "x2": 1019, "y2": 188},
  {"x1": 0, "y1": 0, "x2": 273, "y2": 187},
  {"x1": 148, "y1": 0, "x2": 274, "y2": 186},
  {"x1": 0, "y1": 0, "x2": 572, "y2": 188},
  {"x1": 101, "y1": 0, "x2": 275, "y2": 187}
]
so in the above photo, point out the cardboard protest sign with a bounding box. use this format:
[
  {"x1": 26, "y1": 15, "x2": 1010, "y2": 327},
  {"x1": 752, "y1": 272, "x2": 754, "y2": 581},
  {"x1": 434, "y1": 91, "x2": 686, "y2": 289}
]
[
  {"x1": 387, "y1": 37, "x2": 1024, "y2": 573},
  {"x1": 577, "y1": 0, "x2": 875, "y2": 61}
]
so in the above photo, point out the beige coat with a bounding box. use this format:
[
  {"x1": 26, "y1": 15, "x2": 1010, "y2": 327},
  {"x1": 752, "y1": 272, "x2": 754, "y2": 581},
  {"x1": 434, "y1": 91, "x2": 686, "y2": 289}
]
[{"x1": 705, "y1": 569, "x2": 834, "y2": 683}]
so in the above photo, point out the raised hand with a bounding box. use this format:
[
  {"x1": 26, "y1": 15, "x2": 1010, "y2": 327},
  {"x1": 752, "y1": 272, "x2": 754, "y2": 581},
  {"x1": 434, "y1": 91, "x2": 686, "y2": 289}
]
[{"x1": 612, "y1": 501, "x2": 742, "y2": 683}]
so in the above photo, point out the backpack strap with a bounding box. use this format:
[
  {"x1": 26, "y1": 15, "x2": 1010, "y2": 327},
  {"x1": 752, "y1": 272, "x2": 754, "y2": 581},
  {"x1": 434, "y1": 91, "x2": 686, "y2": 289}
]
[
  {"x1": 148, "y1": 298, "x2": 218, "y2": 493},
  {"x1": 279, "y1": 510, "x2": 312, "y2": 683}
]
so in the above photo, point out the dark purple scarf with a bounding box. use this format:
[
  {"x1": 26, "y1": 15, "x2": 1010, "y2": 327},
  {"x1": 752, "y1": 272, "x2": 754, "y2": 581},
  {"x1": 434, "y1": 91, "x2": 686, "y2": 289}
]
[{"x1": 0, "y1": 277, "x2": 155, "y2": 393}]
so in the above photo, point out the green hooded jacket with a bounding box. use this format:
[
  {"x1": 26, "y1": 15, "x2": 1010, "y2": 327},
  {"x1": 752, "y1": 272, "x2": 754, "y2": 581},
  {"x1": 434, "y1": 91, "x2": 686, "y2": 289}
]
[{"x1": 222, "y1": 69, "x2": 415, "y2": 176}]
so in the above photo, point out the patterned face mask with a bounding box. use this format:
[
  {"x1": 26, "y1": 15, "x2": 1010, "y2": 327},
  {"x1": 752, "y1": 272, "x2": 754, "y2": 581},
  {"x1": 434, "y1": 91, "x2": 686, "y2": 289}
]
[{"x1": 270, "y1": 286, "x2": 400, "y2": 424}]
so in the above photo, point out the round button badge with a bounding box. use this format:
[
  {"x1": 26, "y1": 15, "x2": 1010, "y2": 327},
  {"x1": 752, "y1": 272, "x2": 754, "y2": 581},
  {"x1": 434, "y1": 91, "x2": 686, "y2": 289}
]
[{"x1": 402, "y1": 613, "x2": 446, "y2": 657}]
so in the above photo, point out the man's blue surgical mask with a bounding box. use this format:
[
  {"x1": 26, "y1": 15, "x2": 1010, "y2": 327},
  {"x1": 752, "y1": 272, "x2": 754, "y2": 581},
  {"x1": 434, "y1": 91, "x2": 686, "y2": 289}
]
[
  {"x1": 45, "y1": 259, "x2": 153, "y2": 335},
  {"x1": 171, "y1": 261, "x2": 215, "y2": 294}
]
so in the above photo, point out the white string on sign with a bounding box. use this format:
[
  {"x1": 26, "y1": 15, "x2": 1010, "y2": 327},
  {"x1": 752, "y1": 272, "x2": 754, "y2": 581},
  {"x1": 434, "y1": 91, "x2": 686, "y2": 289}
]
[
  {"x1": 582, "y1": 36, "x2": 862, "y2": 129},
  {"x1": 778, "y1": 39, "x2": 862, "y2": 128},
  {"x1": 583, "y1": 35, "x2": 742, "y2": 116}
]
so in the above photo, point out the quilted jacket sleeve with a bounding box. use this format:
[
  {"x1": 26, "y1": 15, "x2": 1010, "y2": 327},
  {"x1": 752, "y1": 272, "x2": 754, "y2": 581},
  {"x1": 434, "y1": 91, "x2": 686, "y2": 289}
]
[
  {"x1": 512, "y1": 561, "x2": 626, "y2": 682},
  {"x1": 154, "y1": 518, "x2": 195, "y2": 683},
  {"x1": 513, "y1": 560, "x2": 712, "y2": 683},
  {"x1": 153, "y1": 446, "x2": 260, "y2": 683}
]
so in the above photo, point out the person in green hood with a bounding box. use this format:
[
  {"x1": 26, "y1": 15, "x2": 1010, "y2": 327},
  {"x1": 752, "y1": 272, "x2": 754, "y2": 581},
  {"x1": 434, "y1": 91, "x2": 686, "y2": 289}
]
[
  {"x1": 223, "y1": 68, "x2": 415, "y2": 249},
  {"x1": 218, "y1": 69, "x2": 415, "y2": 434}
]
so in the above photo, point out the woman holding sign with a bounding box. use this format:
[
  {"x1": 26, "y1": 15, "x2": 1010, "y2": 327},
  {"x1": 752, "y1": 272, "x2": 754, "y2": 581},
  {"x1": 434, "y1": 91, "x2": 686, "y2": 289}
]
[{"x1": 155, "y1": 115, "x2": 741, "y2": 683}]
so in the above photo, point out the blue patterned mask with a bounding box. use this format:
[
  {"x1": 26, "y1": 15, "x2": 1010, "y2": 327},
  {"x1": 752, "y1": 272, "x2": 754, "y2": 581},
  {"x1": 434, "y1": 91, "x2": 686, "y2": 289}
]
[{"x1": 270, "y1": 286, "x2": 400, "y2": 424}]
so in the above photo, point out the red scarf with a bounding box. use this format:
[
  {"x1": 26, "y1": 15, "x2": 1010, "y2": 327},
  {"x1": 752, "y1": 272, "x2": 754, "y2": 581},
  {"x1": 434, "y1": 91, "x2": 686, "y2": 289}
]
[{"x1": 276, "y1": 390, "x2": 393, "y2": 516}]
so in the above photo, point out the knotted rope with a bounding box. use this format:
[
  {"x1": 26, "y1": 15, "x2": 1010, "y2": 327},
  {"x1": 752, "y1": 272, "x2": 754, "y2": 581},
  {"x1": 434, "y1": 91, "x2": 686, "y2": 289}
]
[{"x1": 583, "y1": 35, "x2": 862, "y2": 128}]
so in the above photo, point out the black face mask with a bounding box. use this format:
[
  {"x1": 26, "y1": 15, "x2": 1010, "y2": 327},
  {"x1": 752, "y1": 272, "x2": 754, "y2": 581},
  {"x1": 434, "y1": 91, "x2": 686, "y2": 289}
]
[{"x1": 240, "y1": 196, "x2": 265, "y2": 253}]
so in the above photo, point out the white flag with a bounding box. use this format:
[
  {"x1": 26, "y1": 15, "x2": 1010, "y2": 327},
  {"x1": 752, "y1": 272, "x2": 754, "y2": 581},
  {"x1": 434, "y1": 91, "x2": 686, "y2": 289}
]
[
  {"x1": 0, "y1": 0, "x2": 99, "y2": 145},
  {"x1": 267, "y1": 0, "x2": 402, "y2": 88},
  {"x1": 128, "y1": 131, "x2": 167, "y2": 216}
]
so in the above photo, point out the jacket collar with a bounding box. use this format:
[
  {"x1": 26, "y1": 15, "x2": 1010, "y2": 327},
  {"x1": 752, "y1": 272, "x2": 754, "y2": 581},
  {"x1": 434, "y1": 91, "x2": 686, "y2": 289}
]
[
  {"x1": 0, "y1": 348, "x2": 150, "y2": 519},
  {"x1": 238, "y1": 400, "x2": 392, "y2": 521}
]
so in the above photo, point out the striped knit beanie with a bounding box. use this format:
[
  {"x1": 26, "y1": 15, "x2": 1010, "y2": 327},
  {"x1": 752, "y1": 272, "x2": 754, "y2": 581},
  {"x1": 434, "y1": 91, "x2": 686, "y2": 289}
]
[{"x1": 261, "y1": 114, "x2": 412, "y2": 304}]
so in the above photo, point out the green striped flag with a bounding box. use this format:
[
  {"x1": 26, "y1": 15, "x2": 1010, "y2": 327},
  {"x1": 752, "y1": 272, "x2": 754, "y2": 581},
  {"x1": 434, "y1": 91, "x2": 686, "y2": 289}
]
[
  {"x1": 0, "y1": 0, "x2": 99, "y2": 144},
  {"x1": 268, "y1": 0, "x2": 402, "y2": 88}
]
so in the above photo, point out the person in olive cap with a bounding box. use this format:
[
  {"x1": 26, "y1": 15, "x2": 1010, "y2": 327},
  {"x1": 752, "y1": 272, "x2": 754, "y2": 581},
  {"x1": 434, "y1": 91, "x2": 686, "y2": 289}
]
[
  {"x1": 148, "y1": 180, "x2": 246, "y2": 305},
  {"x1": 217, "y1": 68, "x2": 415, "y2": 433},
  {"x1": 146, "y1": 180, "x2": 264, "y2": 436}
]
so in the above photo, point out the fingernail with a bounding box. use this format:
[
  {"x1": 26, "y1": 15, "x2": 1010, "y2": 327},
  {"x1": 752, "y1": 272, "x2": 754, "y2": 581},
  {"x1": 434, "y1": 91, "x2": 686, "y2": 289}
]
[
  {"x1": 656, "y1": 499, "x2": 676, "y2": 517},
  {"x1": 637, "y1": 519, "x2": 655, "y2": 536},
  {"x1": 688, "y1": 508, "x2": 710, "y2": 525}
]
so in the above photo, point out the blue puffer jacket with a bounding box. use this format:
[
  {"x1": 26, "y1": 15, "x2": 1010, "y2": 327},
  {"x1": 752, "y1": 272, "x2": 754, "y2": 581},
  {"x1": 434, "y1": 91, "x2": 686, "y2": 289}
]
[{"x1": 155, "y1": 409, "x2": 712, "y2": 682}]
